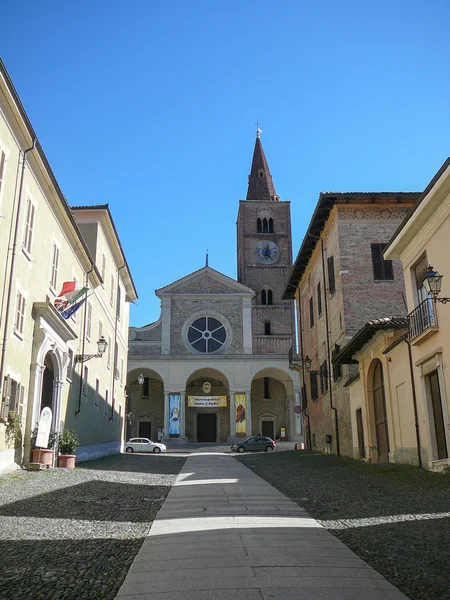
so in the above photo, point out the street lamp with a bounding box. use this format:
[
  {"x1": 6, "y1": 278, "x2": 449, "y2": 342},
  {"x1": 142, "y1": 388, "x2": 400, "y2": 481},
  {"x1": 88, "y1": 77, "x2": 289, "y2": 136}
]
[
  {"x1": 75, "y1": 336, "x2": 108, "y2": 363},
  {"x1": 423, "y1": 266, "x2": 450, "y2": 303},
  {"x1": 304, "y1": 356, "x2": 320, "y2": 375},
  {"x1": 137, "y1": 372, "x2": 144, "y2": 385}
]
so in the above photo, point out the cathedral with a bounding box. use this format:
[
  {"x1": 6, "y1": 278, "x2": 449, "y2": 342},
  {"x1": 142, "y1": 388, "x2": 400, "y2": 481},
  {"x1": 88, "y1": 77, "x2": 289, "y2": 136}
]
[{"x1": 126, "y1": 134, "x2": 302, "y2": 443}]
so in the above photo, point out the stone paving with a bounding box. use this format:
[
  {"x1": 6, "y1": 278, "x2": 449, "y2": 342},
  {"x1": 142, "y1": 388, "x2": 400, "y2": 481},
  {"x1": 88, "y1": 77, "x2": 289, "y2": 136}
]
[{"x1": 116, "y1": 453, "x2": 410, "y2": 600}]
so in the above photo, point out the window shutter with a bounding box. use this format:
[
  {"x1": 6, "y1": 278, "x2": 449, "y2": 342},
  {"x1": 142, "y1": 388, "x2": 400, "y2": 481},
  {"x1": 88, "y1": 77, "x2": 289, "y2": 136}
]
[
  {"x1": 310, "y1": 372, "x2": 318, "y2": 402},
  {"x1": 309, "y1": 297, "x2": 314, "y2": 328},
  {"x1": 0, "y1": 151, "x2": 5, "y2": 195},
  {"x1": 371, "y1": 244, "x2": 383, "y2": 279},
  {"x1": 18, "y1": 385, "x2": 25, "y2": 421},
  {"x1": 317, "y1": 282, "x2": 322, "y2": 316},
  {"x1": 10, "y1": 380, "x2": 19, "y2": 412},
  {"x1": 327, "y1": 256, "x2": 336, "y2": 295},
  {"x1": 1, "y1": 376, "x2": 11, "y2": 420}
]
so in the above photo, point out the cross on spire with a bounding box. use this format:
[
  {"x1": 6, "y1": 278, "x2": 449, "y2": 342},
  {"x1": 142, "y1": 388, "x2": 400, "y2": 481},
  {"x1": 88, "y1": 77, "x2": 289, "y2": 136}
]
[{"x1": 205, "y1": 249, "x2": 209, "y2": 267}]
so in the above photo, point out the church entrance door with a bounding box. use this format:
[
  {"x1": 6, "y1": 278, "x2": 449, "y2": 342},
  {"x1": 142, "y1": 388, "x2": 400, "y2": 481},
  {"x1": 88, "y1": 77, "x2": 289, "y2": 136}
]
[
  {"x1": 197, "y1": 413, "x2": 217, "y2": 442},
  {"x1": 261, "y1": 420, "x2": 274, "y2": 439}
]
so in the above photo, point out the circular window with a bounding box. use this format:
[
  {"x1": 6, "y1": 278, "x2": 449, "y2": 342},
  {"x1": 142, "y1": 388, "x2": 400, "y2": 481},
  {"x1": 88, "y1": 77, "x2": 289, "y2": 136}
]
[{"x1": 187, "y1": 317, "x2": 227, "y2": 354}]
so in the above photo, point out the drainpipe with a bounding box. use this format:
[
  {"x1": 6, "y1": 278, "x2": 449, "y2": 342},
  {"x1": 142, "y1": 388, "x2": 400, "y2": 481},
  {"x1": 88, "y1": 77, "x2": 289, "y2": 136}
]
[
  {"x1": 110, "y1": 265, "x2": 126, "y2": 421},
  {"x1": 406, "y1": 337, "x2": 422, "y2": 468},
  {"x1": 0, "y1": 138, "x2": 36, "y2": 390},
  {"x1": 309, "y1": 233, "x2": 340, "y2": 456},
  {"x1": 75, "y1": 267, "x2": 93, "y2": 415},
  {"x1": 297, "y1": 288, "x2": 311, "y2": 449}
]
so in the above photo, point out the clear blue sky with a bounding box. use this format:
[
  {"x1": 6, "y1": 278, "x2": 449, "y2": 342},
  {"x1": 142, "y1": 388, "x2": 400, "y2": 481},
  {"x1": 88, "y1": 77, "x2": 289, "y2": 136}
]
[{"x1": 2, "y1": 1, "x2": 449, "y2": 327}]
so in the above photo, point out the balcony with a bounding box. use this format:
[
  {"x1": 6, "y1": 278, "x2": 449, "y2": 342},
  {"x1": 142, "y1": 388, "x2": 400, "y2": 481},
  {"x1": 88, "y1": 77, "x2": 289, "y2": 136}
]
[
  {"x1": 407, "y1": 298, "x2": 439, "y2": 344},
  {"x1": 288, "y1": 346, "x2": 302, "y2": 372}
]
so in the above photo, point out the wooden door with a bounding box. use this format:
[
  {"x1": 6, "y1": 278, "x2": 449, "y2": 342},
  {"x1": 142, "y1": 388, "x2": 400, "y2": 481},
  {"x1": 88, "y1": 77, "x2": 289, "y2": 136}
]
[
  {"x1": 261, "y1": 421, "x2": 274, "y2": 439},
  {"x1": 356, "y1": 409, "x2": 365, "y2": 459},
  {"x1": 429, "y1": 371, "x2": 448, "y2": 460},
  {"x1": 373, "y1": 360, "x2": 390, "y2": 462},
  {"x1": 197, "y1": 414, "x2": 217, "y2": 442},
  {"x1": 139, "y1": 421, "x2": 152, "y2": 440}
]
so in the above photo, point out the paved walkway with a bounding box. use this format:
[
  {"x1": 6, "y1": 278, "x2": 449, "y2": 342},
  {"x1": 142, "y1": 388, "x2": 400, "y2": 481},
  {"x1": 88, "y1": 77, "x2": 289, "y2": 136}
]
[{"x1": 116, "y1": 453, "x2": 410, "y2": 600}]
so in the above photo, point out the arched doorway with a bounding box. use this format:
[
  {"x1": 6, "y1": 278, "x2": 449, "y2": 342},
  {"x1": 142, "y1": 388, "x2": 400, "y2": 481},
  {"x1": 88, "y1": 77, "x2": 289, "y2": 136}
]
[
  {"x1": 40, "y1": 354, "x2": 55, "y2": 415},
  {"x1": 372, "y1": 359, "x2": 390, "y2": 463}
]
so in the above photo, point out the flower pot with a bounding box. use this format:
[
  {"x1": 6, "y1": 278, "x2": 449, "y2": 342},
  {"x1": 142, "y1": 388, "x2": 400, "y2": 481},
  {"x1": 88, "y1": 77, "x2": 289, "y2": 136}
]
[
  {"x1": 58, "y1": 454, "x2": 76, "y2": 468},
  {"x1": 32, "y1": 448, "x2": 54, "y2": 466}
]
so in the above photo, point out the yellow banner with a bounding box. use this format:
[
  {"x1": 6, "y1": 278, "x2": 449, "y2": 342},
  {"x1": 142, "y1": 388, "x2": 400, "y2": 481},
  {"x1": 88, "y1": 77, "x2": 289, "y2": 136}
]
[
  {"x1": 188, "y1": 396, "x2": 227, "y2": 407},
  {"x1": 235, "y1": 393, "x2": 246, "y2": 434}
]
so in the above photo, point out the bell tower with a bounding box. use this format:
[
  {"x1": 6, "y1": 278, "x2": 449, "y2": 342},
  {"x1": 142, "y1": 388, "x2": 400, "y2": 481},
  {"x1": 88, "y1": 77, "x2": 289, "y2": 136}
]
[{"x1": 237, "y1": 131, "x2": 295, "y2": 355}]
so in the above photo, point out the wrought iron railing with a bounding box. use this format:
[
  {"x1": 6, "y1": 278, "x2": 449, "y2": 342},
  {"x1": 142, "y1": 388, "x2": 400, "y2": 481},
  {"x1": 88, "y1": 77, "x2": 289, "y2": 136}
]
[
  {"x1": 407, "y1": 298, "x2": 438, "y2": 341},
  {"x1": 288, "y1": 346, "x2": 301, "y2": 369}
]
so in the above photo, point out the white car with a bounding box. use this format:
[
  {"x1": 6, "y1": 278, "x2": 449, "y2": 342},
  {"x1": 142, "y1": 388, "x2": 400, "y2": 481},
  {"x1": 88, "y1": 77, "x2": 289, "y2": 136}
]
[{"x1": 125, "y1": 438, "x2": 167, "y2": 454}]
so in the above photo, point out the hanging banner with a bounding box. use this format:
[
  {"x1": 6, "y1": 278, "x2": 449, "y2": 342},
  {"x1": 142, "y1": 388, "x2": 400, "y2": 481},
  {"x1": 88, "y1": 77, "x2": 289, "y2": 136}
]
[
  {"x1": 235, "y1": 393, "x2": 246, "y2": 434},
  {"x1": 188, "y1": 396, "x2": 227, "y2": 407},
  {"x1": 169, "y1": 394, "x2": 181, "y2": 435}
]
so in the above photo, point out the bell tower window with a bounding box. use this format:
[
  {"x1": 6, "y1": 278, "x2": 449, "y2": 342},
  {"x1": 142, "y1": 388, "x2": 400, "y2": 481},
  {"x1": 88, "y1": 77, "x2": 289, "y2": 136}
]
[
  {"x1": 263, "y1": 218, "x2": 269, "y2": 233},
  {"x1": 261, "y1": 289, "x2": 273, "y2": 305},
  {"x1": 269, "y1": 218, "x2": 274, "y2": 233},
  {"x1": 258, "y1": 169, "x2": 264, "y2": 178},
  {"x1": 257, "y1": 218, "x2": 262, "y2": 233}
]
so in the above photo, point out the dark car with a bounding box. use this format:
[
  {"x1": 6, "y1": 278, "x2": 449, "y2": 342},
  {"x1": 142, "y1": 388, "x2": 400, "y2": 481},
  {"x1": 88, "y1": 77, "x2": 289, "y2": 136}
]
[{"x1": 231, "y1": 436, "x2": 276, "y2": 453}]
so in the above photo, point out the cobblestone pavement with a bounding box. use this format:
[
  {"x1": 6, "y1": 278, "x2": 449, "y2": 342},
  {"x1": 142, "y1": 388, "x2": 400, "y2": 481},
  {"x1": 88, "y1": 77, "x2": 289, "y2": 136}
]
[
  {"x1": 0, "y1": 453, "x2": 186, "y2": 599},
  {"x1": 237, "y1": 451, "x2": 450, "y2": 600}
]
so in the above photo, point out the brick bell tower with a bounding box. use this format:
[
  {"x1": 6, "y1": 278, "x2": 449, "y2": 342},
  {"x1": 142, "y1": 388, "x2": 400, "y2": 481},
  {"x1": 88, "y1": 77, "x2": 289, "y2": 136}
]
[{"x1": 237, "y1": 130, "x2": 295, "y2": 355}]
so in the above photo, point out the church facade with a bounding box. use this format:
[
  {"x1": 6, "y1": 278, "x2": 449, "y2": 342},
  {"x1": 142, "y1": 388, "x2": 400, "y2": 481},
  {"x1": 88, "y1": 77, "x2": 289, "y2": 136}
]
[{"x1": 126, "y1": 135, "x2": 302, "y2": 444}]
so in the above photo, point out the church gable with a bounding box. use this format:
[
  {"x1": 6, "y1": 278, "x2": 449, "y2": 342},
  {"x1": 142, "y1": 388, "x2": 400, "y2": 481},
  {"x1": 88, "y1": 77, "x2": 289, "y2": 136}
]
[{"x1": 156, "y1": 266, "x2": 255, "y2": 298}]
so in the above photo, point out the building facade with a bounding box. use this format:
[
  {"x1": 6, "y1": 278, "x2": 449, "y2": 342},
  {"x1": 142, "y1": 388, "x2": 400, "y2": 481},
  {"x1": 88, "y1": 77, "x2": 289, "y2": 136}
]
[
  {"x1": 284, "y1": 192, "x2": 420, "y2": 456},
  {"x1": 0, "y1": 60, "x2": 137, "y2": 472},
  {"x1": 127, "y1": 134, "x2": 302, "y2": 444}
]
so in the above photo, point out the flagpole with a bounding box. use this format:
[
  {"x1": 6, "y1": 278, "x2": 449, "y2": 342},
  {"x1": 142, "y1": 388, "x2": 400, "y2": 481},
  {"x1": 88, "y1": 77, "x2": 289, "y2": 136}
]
[{"x1": 75, "y1": 271, "x2": 92, "y2": 416}]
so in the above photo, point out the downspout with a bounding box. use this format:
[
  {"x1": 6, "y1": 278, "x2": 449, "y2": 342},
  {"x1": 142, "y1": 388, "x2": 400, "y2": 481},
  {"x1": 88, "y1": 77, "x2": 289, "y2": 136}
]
[
  {"x1": 298, "y1": 289, "x2": 312, "y2": 450},
  {"x1": 75, "y1": 268, "x2": 93, "y2": 415},
  {"x1": 309, "y1": 233, "x2": 340, "y2": 456},
  {"x1": 110, "y1": 264, "x2": 126, "y2": 421},
  {"x1": 0, "y1": 138, "x2": 36, "y2": 390},
  {"x1": 406, "y1": 337, "x2": 422, "y2": 468}
]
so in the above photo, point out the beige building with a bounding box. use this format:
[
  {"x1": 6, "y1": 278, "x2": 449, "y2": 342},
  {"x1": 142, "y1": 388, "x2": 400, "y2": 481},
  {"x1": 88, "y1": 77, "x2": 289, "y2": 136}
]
[
  {"x1": 0, "y1": 60, "x2": 137, "y2": 472},
  {"x1": 127, "y1": 135, "x2": 302, "y2": 445},
  {"x1": 334, "y1": 158, "x2": 450, "y2": 471}
]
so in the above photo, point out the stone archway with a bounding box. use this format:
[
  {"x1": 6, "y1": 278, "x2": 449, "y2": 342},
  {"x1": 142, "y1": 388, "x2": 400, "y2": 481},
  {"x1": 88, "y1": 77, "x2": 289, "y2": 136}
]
[
  {"x1": 185, "y1": 368, "x2": 230, "y2": 442},
  {"x1": 126, "y1": 368, "x2": 164, "y2": 443}
]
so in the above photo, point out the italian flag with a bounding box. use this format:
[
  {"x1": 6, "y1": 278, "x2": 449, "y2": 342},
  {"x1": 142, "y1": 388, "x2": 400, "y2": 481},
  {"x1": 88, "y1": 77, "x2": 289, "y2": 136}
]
[{"x1": 57, "y1": 281, "x2": 88, "y2": 304}]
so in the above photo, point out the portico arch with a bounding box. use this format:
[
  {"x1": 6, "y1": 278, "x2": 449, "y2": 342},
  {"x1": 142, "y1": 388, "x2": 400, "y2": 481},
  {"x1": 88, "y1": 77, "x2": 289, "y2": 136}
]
[
  {"x1": 251, "y1": 367, "x2": 296, "y2": 440},
  {"x1": 185, "y1": 368, "x2": 230, "y2": 442},
  {"x1": 126, "y1": 368, "x2": 164, "y2": 442}
]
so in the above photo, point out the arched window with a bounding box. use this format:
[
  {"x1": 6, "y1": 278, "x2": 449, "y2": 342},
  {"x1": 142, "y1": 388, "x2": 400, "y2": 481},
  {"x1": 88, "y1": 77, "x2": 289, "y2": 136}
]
[
  {"x1": 257, "y1": 218, "x2": 262, "y2": 233},
  {"x1": 267, "y1": 289, "x2": 273, "y2": 305},
  {"x1": 261, "y1": 290, "x2": 267, "y2": 305},
  {"x1": 263, "y1": 218, "x2": 269, "y2": 233},
  {"x1": 269, "y1": 218, "x2": 274, "y2": 233},
  {"x1": 264, "y1": 321, "x2": 271, "y2": 335}
]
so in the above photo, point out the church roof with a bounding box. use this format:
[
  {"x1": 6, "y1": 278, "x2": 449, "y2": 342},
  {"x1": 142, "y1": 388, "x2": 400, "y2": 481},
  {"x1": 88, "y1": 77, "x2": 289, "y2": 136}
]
[
  {"x1": 246, "y1": 133, "x2": 279, "y2": 202},
  {"x1": 155, "y1": 266, "x2": 256, "y2": 297}
]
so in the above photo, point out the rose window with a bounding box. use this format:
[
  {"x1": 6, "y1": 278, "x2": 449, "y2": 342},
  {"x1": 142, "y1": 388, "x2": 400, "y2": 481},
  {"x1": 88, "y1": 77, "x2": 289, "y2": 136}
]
[{"x1": 187, "y1": 317, "x2": 227, "y2": 354}]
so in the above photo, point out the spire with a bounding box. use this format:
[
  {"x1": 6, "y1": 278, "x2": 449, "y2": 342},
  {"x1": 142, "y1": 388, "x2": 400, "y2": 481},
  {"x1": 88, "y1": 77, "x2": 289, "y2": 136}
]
[{"x1": 246, "y1": 128, "x2": 279, "y2": 202}]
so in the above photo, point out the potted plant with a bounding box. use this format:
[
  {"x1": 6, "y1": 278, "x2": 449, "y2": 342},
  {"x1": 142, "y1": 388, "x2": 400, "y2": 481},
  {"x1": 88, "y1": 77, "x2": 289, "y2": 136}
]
[
  {"x1": 57, "y1": 429, "x2": 79, "y2": 468},
  {"x1": 5, "y1": 410, "x2": 22, "y2": 446},
  {"x1": 30, "y1": 427, "x2": 57, "y2": 466}
]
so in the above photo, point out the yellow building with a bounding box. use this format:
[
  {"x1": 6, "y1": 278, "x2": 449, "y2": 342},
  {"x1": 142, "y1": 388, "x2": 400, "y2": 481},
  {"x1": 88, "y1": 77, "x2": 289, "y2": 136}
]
[
  {"x1": 334, "y1": 159, "x2": 450, "y2": 471},
  {"x1": 0, "y1": 60, "x2": 137, "y2": 472}
]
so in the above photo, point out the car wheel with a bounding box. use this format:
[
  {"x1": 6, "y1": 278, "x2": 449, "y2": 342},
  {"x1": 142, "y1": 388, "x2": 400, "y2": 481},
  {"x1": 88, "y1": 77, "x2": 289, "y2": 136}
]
[
  {"x1": 125, "y1": 447, "x2": 134, "y2": 453},
  {"x1": 237, "y1": 446, "x2": 245, "y2": 453},
  {"x1": 153, "y1": 447, "x2": 161, "y2": 454},
  {"x1": 265, "y1": 446, "x2": 274, "y2": 452}
]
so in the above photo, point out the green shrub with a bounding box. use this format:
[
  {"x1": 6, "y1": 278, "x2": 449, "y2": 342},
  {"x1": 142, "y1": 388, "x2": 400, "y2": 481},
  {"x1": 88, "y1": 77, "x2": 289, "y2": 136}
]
[{"x1": 58, "y1": 429, "x2": 79, "y2": 455}]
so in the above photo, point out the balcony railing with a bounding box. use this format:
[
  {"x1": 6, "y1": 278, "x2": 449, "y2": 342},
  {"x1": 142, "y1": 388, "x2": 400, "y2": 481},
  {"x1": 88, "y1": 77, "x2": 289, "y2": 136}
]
[
  {"x1": 288, "y1": 346, "x2": 302, "y2": 371},
  {"x1": 408, "y1": 298, "x2": 438, "y2": 342}
]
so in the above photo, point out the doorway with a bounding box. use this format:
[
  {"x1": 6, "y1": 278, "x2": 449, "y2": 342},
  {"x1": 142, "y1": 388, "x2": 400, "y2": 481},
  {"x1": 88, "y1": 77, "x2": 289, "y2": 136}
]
[
  {"x1": 356, "y1": 408, "x2": 365, "y2": 459},
  {"x1": 261, "y1": 420, "x2": 274, "y2": 439},
  {"x1": 372, "y1": 360, "x2": 390, "y2": 462},
  {"x1": 428, "y1": 371, "x2": 448, "y2": 460},
  {"x1": 139, "y1": 421, "x2": 152, "y2": 440},
  {"x1": 197, "y1": 413, "x2": 217, "y2": 442}
]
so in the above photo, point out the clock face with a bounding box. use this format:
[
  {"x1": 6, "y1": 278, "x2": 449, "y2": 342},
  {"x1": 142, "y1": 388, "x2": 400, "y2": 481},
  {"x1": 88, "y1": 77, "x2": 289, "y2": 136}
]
[{"x1": 255, "y1": 240, "x2": 280, "y2": 265}]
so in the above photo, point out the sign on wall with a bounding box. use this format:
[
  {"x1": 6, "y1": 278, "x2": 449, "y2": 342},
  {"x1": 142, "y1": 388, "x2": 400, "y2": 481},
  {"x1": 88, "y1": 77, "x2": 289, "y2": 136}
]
[
  {"x1": 188, "y1": 396, "x2": 227, "y2": 407},
  {"x1": 234, "y1": 393, "x2": 246, "y2": 434},
  {"x1": 169, "y1": 394, "x2": 181, "y2": 435},
  {"x1": 36, "y1": 407, "x2": 52, "y2": 448}
]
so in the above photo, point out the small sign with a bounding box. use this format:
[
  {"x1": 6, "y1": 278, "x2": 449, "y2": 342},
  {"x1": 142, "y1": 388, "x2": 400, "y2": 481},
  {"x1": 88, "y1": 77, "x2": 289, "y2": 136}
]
[
  {"x1": 36, "y1": 407, "x2": 52, "y2": 448},
  {"x1": 294, "y1": 405, "x2": 302, "y2": 414},
  {"x1": 280, "y1": 427, "x2": 286, "y2": 438},
  {"x1": 188, "y1": 396, "x2": 227, "y2": 407}
]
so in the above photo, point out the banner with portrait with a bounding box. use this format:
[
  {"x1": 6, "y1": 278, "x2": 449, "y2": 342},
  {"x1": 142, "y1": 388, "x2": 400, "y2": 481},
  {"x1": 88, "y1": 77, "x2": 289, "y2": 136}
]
[
  {"x1": 234, "y1": 393, "x2": 246, "y2": 434},
  {"x1": 169, "y1": 394, "x2": 181, "y2": 435}
]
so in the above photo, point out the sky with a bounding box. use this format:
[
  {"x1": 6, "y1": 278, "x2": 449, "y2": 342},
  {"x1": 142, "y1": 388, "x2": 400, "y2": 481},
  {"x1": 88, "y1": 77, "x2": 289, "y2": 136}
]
[{"x1": 1, "y1": 1, "x2": 450, "y2": 327}]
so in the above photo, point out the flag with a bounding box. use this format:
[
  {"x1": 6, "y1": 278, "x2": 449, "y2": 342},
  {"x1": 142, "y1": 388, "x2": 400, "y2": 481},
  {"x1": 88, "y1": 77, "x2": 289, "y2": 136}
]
[
  {"x1": 61, "y1": 297, "x2": 86, "y2": 320},
  {"x1": 57, "y1": 281, "x2": 88, "y2": 304},
  {"x1": 54, "y1": 298, "x2": 69, "y2": 312}
]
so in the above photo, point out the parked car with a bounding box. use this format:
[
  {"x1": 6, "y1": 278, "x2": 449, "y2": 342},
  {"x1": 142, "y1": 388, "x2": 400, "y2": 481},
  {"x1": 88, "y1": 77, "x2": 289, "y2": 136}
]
[
  {"x1": 231, "y1": 436, "x2": 276, "y2": 453},
  {"x1": 125, "y1": 438, "x2": 167, "y2": 454}
]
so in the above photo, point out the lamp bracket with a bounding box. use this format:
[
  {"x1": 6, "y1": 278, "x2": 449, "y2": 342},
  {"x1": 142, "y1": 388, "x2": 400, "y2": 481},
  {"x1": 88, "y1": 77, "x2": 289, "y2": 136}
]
[{"x1": 75, "y1": 353, "x2": 100, "y2": 364}]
